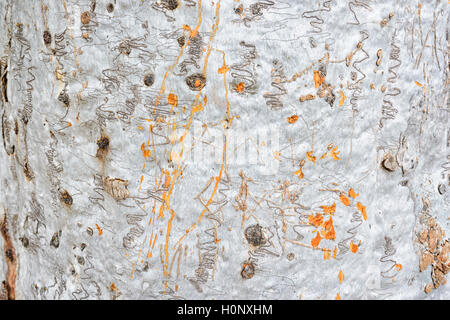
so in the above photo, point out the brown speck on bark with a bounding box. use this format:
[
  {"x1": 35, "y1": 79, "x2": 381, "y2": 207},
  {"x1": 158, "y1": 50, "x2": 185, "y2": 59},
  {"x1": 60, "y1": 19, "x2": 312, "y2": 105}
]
[
  {"x1": 241, "y1": 260, "x2": 255, "y2": 279},
  {"x1": 106, "y1": 3, "x2": 114, "y2": 13},
  {"x1": 60, "y1": 189, "x2": 73, "y2": 206},
  {"x1": 43, "y1": 30, "x2": 51, "y2": 45},
  {"x1": 23, "y1": 160, "x2": 34, "y2": 181},
  {"x1": 58, "y1": 91, "x2": 70, "y2": 107},
  {"x1": 19, "y1": 236, "x2": 29, "y2": 248},
  {"x1": 244, "y1": 224, "x2": 266, "y2": 247},
  {"x1": 81, "y1": 11, "x2": 91, "y2": 25},
  {"x1": 381, "y1": 154, "x2": 398, "y2": 172},
  {"x1": 143, "y1": 73, "x2": 154, "y2": 87},
  {"x1": 162, "y1": 0, "x2": 179, "y2": 10},
  {"x1": 177, "y1": 36, "x2": 185, "y2": 47},
  {"x1": 96, "y1": 135, "x2": 110, "y2": 160},
  {"x1": 50, "y1": 231, "x2": 60, "y2": 248}
]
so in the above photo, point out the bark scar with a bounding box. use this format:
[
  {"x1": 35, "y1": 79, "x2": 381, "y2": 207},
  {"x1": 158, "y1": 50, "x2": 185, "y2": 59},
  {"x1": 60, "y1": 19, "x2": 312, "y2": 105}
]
[{"x1": 1, "y1": 211, "x2": 17, "y2": 300}]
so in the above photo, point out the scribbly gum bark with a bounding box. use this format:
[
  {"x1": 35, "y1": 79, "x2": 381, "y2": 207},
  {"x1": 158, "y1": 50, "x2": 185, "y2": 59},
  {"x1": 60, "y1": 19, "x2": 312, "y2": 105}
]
[{"x1": 0, "y1": 0, "x2": 448, "y2": 300}]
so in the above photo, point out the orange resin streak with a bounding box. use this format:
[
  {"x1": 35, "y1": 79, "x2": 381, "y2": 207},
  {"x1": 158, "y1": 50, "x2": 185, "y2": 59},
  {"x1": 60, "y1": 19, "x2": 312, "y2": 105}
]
[
  {"x1": 171, "y1": 1, "x2": 224, "y2": 250},
  {"x1": 129, "y1": 0, "x2": 205, "y2": 278}
]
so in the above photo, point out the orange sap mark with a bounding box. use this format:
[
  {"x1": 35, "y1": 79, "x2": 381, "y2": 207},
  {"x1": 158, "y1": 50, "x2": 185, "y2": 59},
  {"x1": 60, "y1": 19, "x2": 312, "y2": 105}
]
[
  {"x1": 67, "y1": 122, "x2": 72, "y2": 127},
  {"x1": 163, "y1": 170, "x2": 171, "y2": 189},
  {"x1": 356, "y1": 202, "x2": 367, "y2": 220},
  {"x1": 320, "y1": 152, "x2": 327, "y2": 159},
  {"x1": 395, "y1": 264, "x2": 402, "y2": 271},
  {"x1": 273, "y1": 151, "x2": 281, "y2": 160},
  {"x1": 174, "y1": 134, "x2": 226, "y2": 249},
  {"x1": 320, "y1": 202, "x2": 336, "y2": 214},
  {"x1": 168, "y1": 93, "x2": 178, "y2": 106},
  {"x1": 308, "y1": 214, "x2": 324, "y2": 227},
  {"x1": 287, "y1": 115, "x2": 299, "y2": 124},
  {"x1": 306, "y1": 151, "x2": 316, "y2": 164},
  {"x1": 143, "y1": 149, "x2": 151, "y2": 158},
  {"x1": 140, "y1": 142, "x2": 145, "y2": 151},
  {"x1": 336, "y1": 293, "x2": 341, "y2": 300},
  {"x1": 163, "y1": 209, "x2": 176, "y2": 277},
  {"x1": 332, "y1": 245, "x2": 337, "y2": 259},
  {"x1": 311, "y1": 231, "x2": 322, "y2": 248},
  {"x1": 330, "y1": 147, "x2": 341, "y2": 160},
  {"x1": 348, "y1": 188, "x2": 359, "y2": 199},
  {"x1": 324, "y1": 249, "x2": 331, "y2": 260},
  {"x1": 350, "y1": 240, "x2": 359, "y2": 253},
  {"x1": 235, "y1": 82, "x2": 245, "y2": 93},
  {"x1": 415, "y1": 81, "x2": 423, "y2": 87},
  {"x1": 110, "y1": 283, "x2": 117, "y2": 292},
  {"x1": 137, "y1": 126, "x2": 144, "y2": 130},
  {"x1": 324, "y1": 228, "x2": 335, "y2": 241},
  {"x1": 339, "y1": 193, "x2": 350, "y2": 206},
  {"x1": 338, "y1": 270, "x2": 344, "y2": 284},
  {"x1": 322, "y1": 217, "x2": 332, "y2": 230},
  {"x1": 138, "y1": 175, "x2": 144, "y2": 191},
  {"x1": 338, "y1": 90, "x2": 346, "y2": 106},
  {"x1": 323, "y1": 217, "x2": 335, "y2": 240},
  {"x1": 294, "y1": 166, "x2": 304, "y2": 179},
  {"x1": 218, "y1": 65, "x2": 229, "y2": 74},
  {"x1": 95, "y1": 224, "x2": 103, "y2": 236},
  {"x1": 313, "y1": 70, "x2": 324, "y2": 88}
]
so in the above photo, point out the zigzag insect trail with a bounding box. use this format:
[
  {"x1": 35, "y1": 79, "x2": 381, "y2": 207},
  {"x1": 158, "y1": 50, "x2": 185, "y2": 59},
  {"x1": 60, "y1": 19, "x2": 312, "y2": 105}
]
[
  {"x1": 240, "y1": 1, "x2": 275, "y2": 28},
  {"x1": 100, "y1": 68, "x2": 122, "y2": 94},
  {"x1": 229, "y1": 41, "x2": 258, "y2": 94},
  {"x1": 122, "y1": 212, "x2": 146, "y2": 250},
  {"x1": 348, "y1": 31, "x2": 369, "y2": 113},
  {"x1": 352, "y1": 30, "x2": 369, "y2": 84},
  {"x1": 441, "y1": 155, "x2": 450, "y2": 179},
  {"x1": 301, "y1": 0, "x2": 332, "y2": 33},
  {"x1": 116, "y1": 98, "x2": 137, "y2": 125},
  {"x1": 20, "y1": 66, "x2": 35, "y2": 125},
  {"x1": 151, "y1": 1, "x2": 176, "y2": 23},
  {"x1": 348, "y1": 0, "x2": 372, "y2": 26},
  {"x1": 263, "y1": 59, "x2": 287, "y2": 111},
  {"x1": 387, "y1": 32, "x2": 402, "y2": 84},
  {"x1": 177, "y1": 33, "x2": 203, "y2": 76},
  {"x1": 188, "y1": 177, "x2": 229, "y2": 288},
  {"x1": 88, "y1": 174, "x2": 106, "y2": 211},
  {"x1": 336, "y1": 210, "x2": 363, "y2": 259},
  {"x1": 379, "y1": 236, "x2": 400, "y2": 283},
  {"x1": 247, "y1": 227, "x2": 279, "y2": 269},
  {"x1": 95, "y1": 97, "x2": 116, "y2": 128},
  {"x1": 379, "y1": 88, "x2": 400, "y2": 127},
  {"x1": 379, "y1": 30, "x2": 402, "y2": 128}
]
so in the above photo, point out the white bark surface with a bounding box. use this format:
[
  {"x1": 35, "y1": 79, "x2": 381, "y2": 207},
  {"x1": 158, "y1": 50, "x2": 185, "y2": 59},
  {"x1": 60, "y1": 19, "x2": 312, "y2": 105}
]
[{"x1": 0, "y1": 0, "x2": 448, "y2": 300}]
